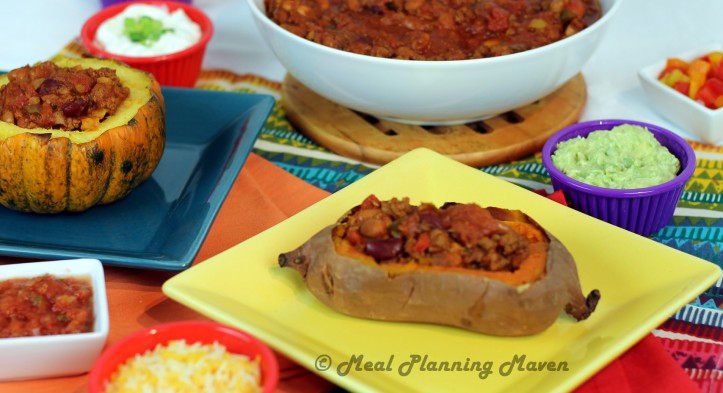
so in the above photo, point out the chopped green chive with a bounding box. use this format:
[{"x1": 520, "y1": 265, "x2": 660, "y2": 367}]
[{"x1": 123, "y1": 16, "x2": 174, "y2": 47}]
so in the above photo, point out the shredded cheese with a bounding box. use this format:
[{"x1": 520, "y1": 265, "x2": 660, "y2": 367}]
[{"x1": 104, "y1": 340, "x2": 262, "y2": 393}]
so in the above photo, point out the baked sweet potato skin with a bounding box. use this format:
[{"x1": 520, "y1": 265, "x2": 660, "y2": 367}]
[{"x1": 279, "y1": 208, "x2": 599, "y2": 337}]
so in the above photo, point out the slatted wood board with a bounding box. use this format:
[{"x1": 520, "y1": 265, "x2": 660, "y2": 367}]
[{"x1": 281, "y1": 74, "x2": 586, "y2": 167}]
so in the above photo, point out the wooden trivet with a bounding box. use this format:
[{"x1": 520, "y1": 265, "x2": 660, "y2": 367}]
[{"x1": 282, "y1": 73, "x2": 586, "y2": 167}]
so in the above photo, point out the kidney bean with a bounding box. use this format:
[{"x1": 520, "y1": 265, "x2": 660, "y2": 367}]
[
  {"x1": 37, "y1": 78, "x2": 62, "y2": 96},
  {"x1": 364, "y1": 238, "x2": 403, "y2": 261},
  {"x1": 62, "y1": 98, "x2": 89, "y2": 118},
  {"x1": 419, "y1": 212, "x2": 444, "y2": 229},
  {"x1": 365, "y1": 4, "x2": 383, "y2": 15}
]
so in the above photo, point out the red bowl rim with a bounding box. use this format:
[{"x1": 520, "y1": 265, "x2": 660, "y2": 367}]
[
  {"x1": 86, "y1": 320, "x2": 279, "y2": 393},
  {"x1": 80, "y1": 0, "x2": 214, "y2": 64}
]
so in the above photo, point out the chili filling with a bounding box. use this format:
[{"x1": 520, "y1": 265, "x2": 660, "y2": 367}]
[
  {"x1": 0, "y1": 61, "x2": 130, "y2": 131},
  {"x1": 265, "y1": 0, "x2": 603, "y2": 60},
  {"x1": 332, "y1": 194, "x2": 530, "y2": 271},
  {"x1": 0, "y1": 274, "x2": 94, "y2": 338}
]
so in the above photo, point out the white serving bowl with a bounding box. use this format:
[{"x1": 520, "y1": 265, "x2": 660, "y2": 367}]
[
  {"x1": 638, "y1": 43, "x2": 723, "y2": 145},
  {"x1": 247, "y1": 0, "x2": 620, "y2": 125},
  {"x1": 0, "y1": 258, "x2": 109, "y2": 381}
]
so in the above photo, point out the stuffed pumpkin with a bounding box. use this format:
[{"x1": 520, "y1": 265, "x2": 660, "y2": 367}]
[
  {"x1": 279, "y1": 195, "x2": 600, "y2": 336},
  {"x1": 0, "y1": 56, "x2": 165, "y2": 213}
]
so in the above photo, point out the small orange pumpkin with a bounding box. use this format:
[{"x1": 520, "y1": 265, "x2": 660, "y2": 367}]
[{"x1": 0, "y1": 57, "x2": 165, "y2": 214}]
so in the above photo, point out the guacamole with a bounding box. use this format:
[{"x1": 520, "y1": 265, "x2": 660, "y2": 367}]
[{"x1": 551, "y1": 124, "x2": 680, "y2": 189}]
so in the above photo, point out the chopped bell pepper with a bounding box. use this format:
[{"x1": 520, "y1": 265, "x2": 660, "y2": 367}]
[
  {"x1": 707, "y1": 51, "x2": 723, "y2": 68},
  {"x1": 687, "y1": 59, "x2": 711, "y2": 99},
  {"x1": 713, "y1": 63, "x2": 723, "y2": 81},
  {"x1": 715, "y1": 95, "x2": 723, "y2": 109},
  {"x1": 658, "y1": 58, "x2": 689, "y2": 79},
  {"x1": 673, "y1": 81, "x2": 690, "y2": 96},
  {"x1": 659, "y1": 68, "x2": 690, "y2": 88},
  {"x1": 657, "y1": 51, "x2": 723, "y2": 110},
  {"x1": 697, "y1": 77, "x2": 723, "y2": 109}
]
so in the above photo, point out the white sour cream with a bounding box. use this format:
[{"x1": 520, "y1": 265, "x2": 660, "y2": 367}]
[{"x1": 95, "y1": 4, "x2": 202, "y2": 57}]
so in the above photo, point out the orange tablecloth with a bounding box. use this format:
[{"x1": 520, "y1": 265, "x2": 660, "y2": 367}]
[
  {"x1": 0, "y1": 154, "x2": 334, "y2": 393},
  {"x1": 0, "y1": 153, "x2": 702, "y2": 393}
]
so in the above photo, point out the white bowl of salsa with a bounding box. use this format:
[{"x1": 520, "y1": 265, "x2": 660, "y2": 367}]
[{"x1": 0, "y1": 258, "x2": 109, "y2": 381}]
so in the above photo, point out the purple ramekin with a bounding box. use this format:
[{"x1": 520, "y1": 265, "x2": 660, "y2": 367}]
[{"x1": 541, "y1": 119, "x2": 696, "y2": 237}]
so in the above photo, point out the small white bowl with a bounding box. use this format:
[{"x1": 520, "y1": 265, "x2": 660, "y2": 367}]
[
  {"x1": 638, "y1": 43, "x2": 723, "y2": 145},
  {"x1": 0, "y1": 258, "x2": 109, "y2": 381}
]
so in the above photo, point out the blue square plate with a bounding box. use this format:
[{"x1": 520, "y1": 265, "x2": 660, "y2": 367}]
[{"x1": 0, "y1": 88, "x2": 275, "y2": 271}]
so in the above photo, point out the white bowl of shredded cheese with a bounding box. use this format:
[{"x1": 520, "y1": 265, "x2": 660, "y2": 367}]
[{"x1": 87, "y1": 321, "x2": 278, "y2": 393}]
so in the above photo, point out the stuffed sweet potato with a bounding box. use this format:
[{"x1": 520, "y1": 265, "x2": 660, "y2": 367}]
[{"x1": 279, "y1": 195, "x2": 599, "y2": 336}]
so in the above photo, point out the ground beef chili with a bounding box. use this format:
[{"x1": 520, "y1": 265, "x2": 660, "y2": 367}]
[
  {"x1": 0, "y1": 274, "x2": 94, "y2": 338},
  {"x1": 0, "y1": 61, "x2": 129, "y2": 131},
  {"x1": 265, "y1": 0, "x2": 602, "y2": 60},
  {"x1": 332, "y1": 195, "x2": 530, "y2": 271}
]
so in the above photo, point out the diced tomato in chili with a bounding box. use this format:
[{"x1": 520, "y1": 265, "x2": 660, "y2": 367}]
[
  {"x1": 360, "y1": 194, "x2": 380, "y2": 209},
  {"x1": 564, "y1": 0, "x2": 586, "y2": 20},
  {"x1": 346, "y1": 227, "x2": 364, "y2": 246},
  {"x1": 412, "y1": 232, "x2": 431, "y2": 253}
]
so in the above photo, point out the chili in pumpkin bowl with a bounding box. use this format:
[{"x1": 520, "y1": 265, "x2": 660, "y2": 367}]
[
  {"x1": 0, "y1": 56, "x2": 166, "y2": 214},
  {"x1": 0, "y1": 258, "x2": 109, "y2": 381},
  {"x1": 247, "y1": 0, "x2": 621, "y2": 124}
]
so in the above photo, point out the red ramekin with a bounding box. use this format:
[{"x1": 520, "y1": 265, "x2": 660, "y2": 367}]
[{"x1": 81, "y1": 0, "x2": 213, "y2": 88}]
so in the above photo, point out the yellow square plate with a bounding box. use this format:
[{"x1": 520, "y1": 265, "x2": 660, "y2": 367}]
[{"x1": 163, "y1": 148, "x2": 720, "y2": 393}]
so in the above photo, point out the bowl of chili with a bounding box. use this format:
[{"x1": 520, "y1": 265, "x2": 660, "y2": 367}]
[
  {"x1": 81, "y1": 0, "x2": 213, "y2": 88},
  {"x1": 248, "y1": 0, "x2": 621, "y2": 124},
  {"x1": 0, "y1": 258, "x2": 109, "y2": 381},
  {"x1": 638, "y1": 43, "x2": 723, "y2": 145}
]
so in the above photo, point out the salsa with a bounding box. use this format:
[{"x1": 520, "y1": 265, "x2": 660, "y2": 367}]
[
  {"x1": 265, "y1": 0, "x2": 603, "y2": 60},
  {"x1": 0, "y1": 61, "x2": 129, "y2": 131},
  {"x1": 0, "y1": 274, "x2": 94, "y2": 338},
  {"x1": 332, "y1": 195, "x2": 530, "y2": 271}
]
